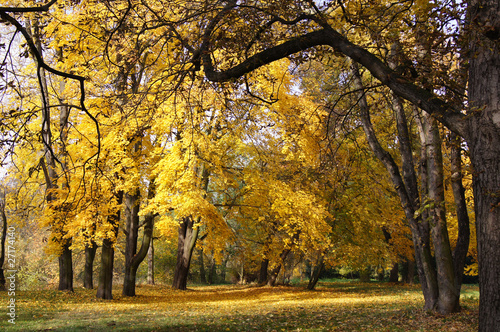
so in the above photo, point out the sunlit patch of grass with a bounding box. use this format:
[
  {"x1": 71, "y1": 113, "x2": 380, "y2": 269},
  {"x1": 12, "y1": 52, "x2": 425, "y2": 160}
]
[{"x1": 0, "y1": 282, "x2": 478, "y2": 331}]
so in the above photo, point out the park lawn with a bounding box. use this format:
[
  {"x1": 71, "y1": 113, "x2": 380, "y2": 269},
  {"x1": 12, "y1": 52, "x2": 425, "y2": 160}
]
[{"x1": 0, "y1": 281, "x2": 478, "y2": 331}]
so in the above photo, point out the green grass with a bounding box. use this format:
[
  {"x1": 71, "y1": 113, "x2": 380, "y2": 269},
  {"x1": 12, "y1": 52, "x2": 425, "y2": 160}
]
[{"x1": 0, "y1": 282, "x2": 478, "y2": 331}]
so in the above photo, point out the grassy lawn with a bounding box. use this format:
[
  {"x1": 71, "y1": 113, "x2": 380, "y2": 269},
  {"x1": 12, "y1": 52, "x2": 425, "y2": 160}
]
[{"x1": 0, "y1": 281, "x2": 478, "y2": 331}]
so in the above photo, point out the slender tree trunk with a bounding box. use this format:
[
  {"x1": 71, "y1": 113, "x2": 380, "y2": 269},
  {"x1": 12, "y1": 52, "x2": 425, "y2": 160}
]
[
  {"x1": 83, "y1": 242, "x2": 97, "y2": 289},
  {"x1": 96, "y1": 191, "x2": 123, "y2": 300},
  {"x1": 352, "y1": 63, "x2": 438, "y2": 310},
  {"x1": 424, "y1": 114, "x2": 459, "y2": 313},
  {"x1": 207, "y1": 257, "x2": 216, "y2": 285},
  {"x1": 147, "y1": 238, "x2": 154, "y2": 285},
  {"x1": 172, "y1": 165, "x2": 210, "y2": 290},
  {"x1": 198, "y1": 248, "x2": 207, "y2": 284},
  {"x1": 267, "y1": 248, "x2": 291, "y2": 286},
  {"x1": 449, "y1": 133, "x2": 470, "y2": 296},
  {"x1": 307, "y1": 255, "x2": 323, "y2": 290}
]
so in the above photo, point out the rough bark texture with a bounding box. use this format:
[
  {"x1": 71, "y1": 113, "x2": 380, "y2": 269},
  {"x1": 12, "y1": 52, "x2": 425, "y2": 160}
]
[
  {"x1": 258, "y1": 259, "x2": 269, "y2": 285},
  {"x1": 468, "y1": 0, "x2": 500, "y2": 329},
  {"x1": 352, "y1": 64, "x2": 439, "y2": 310},
  {"x1": 172, "y1": 216, "x2": 199, "y2": 290},
  {"x1": 423, "y1": 114, "x2": 458, "y2": 313},
  {"x1": 83, "y1": 242, "x2": 97, "y2": 289},
  {"x1": 96, "y1": 191, "x2": 123, "y2": 300},
  {"x1": 58, "y1": 243, "x2": 73, "y2": 292},
  {"x1": 449, "y1": 133, "x2": 470, "y2": 295},
  {"x1": 122, "y1": 190, "x2": 140, "y2": 296}
]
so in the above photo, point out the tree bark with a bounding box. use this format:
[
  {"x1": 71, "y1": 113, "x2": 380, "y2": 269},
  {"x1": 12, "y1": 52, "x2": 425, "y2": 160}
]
[
  {"x1": 198, "y1": 248, "x2": 207, "y2": 284},
  {"x1": 83, "y1": 242, "x2": 97, "y2": 289},
  {"x1": 449, "y1": 133, "x2": 470, "y2": 296},
  {"x1": 352, "y1": 64, "x2": 439, "y2": 310},
  {"x1": 423, "y1": 114, "x2": 459, "y2": 313},
  {"x1": 96, "y1": 191, "x2": 123, "y2": 300},
  {"x1": 468, "y1": 1, "x2": 500, "y2": 328},
  {"x1": 389, "y1": 263, "x2": 399, "y2": 283},
  {"x1": 307, "y1": 255, "x2": 323, "y2": 290},
  {"x1": 258, "y1": 259, "x2": 269, "y2": 285},
  {"x1": 172, "y1": 216, "x2": 199, "y2": 290},
  {"x1": 58, "y1": 242, "x2": 73, "y2": 292},
  {"x1": 147, "y1": 238, "x2": 154, "y2": 285}
]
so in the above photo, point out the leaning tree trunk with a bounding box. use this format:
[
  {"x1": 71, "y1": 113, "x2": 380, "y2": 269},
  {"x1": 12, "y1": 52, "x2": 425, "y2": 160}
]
[
  {"x1": 96, "y1": 191, "x2": 123, "y2": 300},
  {"x1": 352, "y1": 63, "x2": 439, "y2": 310},
  {"x1": 307, "y1": 255, "x2": 324, "y2": 290},
  {"x1": 468, "y1": 1, "x2": 500, "y2": 328},
  {"x1": 449, "y1": 133, "x2": 470, "y2": 295}
]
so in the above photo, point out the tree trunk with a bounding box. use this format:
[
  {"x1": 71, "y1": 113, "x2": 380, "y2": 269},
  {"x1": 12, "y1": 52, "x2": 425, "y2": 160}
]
[
  {"x1": 389, "y1": 263, "x2": 399, "y2": 283},
  {"x1": 83, "y1": 242, "x2": 97, "y2": 289},
  {"x1": 122, "y1": 190, "x2": 140, "y2": 296},
  {"x1": 198, "y1": 248, "x2": 207, "y2": 284},
  {"x1": 352, "y1": 63, "x2": 439, "y2": 310},
  {"x1": 123, "y1": 212, "x2": 154, "y2": 296},
  {"x1": 58, "y1": 242, "x2": 73, "y2": 292},
  {"x1": 307, "y1": 255, "x2": 323, "y2": 290},
  {"x1": 468, "y1": 1, "x2": 500, "y2": 328},
  {"x1": 424, "y1": 114, "x2": 459, "y2": 313},
  {"x1": 96, "y1": 191, "x2": 123, "y2": 300},
  {"x1": 258, "y1": 259, "x2": 269, "y2": 285},
  {"x1": 172, "y1": 216, "x2": 199, "y2": 290},
  {"x1": 207, "y1": 257, "x2": 216, "y2": 285},
  {"x1": 449, "y1": 133, "x2": 470, "y2": 295},
  {"x1": 147, "y1": 238, "x2": 154, "y2": 285}
]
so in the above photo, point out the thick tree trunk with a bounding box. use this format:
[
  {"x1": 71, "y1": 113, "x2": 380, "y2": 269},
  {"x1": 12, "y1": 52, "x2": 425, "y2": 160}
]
[
  {"x1": 58, "y1": 243, "x2": 73, "y2": 292},
  {"x1": 96, "y1": 237, "x2": 115, "y2": 300},
  {"x1": 96, "y1": 191, "x2": 123, "y2": 300},
  {"x1": 258, "y1": 259, "x2": 269, "y2": 285},
  {"x1": 389, "y1": 263, "x2": 399, "y2": 283},
  {"x1": 172, "y1": 216, "x2": 199, "y2": 290},
  {"x1": 122, "y1": 190, "x2": 140, "y2": 296},
  {"x1": 83, "y1": 242, "x2": 97, "y2": 289},
  {"x1": 468, "y1": 1, "x2": 500, "y2": 328}
]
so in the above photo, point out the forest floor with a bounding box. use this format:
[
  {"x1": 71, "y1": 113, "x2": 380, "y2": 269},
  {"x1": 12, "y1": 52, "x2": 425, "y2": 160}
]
[{"x1": 0, "y1": 281, "x2": 478, "y2": 331}]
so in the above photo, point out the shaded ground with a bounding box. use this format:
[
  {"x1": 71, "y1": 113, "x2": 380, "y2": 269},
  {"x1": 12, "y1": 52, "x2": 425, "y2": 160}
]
[{"x1": 0, "y1": 281, "x2": 479, "y2": 331}]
